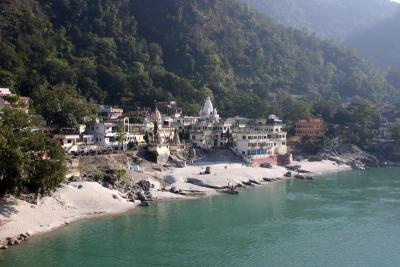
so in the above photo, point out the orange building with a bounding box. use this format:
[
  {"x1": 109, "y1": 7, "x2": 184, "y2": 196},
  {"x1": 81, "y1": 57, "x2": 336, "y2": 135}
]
[{"x1": 295, "y1": 118, "x2": 324, "y2": 137}]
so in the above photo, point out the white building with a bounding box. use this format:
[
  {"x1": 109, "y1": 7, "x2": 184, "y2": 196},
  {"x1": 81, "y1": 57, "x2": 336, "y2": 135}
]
[
  {"x1": 53, "y1": 134, "x2": 95, "y2": 153},
  {"x1": 99, "y1": 105, "x2": 124, "y2": 120},
  {"x1": 86, "y1": 117, "x2": 130, "y2": 149},
  {"x1": 0, "y1": 88, "x2": 11, "y2": 96},
  {"x1": 232, "y1": 115, "x2": 291, "y2": 166},
  {"x1": 174, "y1": 116, "x2": 199, "y2": 130},
  {"x1": 199, "y1": 96, "x2": 220, "y2": 122},
  {"x1": 190, "y1": 97, "x2": 229, "y2": 149}
]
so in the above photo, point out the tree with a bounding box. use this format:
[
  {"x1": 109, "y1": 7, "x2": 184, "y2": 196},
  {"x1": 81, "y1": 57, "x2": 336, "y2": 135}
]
[
  {"x1": 2, "y1": 0, "x2": 397, "y2": 120},
  {"x1": 153, "y1": 122, "x2": 159, "y2": 137},
  {"x1": 0, "y1": 108, "x2": 66, "y2": 196},
  {"x1": 117, "y1": 121, "x2": 126, "y2": 151},
  {"x1": 144, "y1": 131, "x2": 150, "y2": 145},
  {"x1": 32, "y1": 83, "x2": 97, "y2": 128}
]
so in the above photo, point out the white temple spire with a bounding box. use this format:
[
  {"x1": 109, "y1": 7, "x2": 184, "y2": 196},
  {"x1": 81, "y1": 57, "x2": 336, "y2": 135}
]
[{"x1": 200, "y1": 96, "x2": 215, "y2": 120}]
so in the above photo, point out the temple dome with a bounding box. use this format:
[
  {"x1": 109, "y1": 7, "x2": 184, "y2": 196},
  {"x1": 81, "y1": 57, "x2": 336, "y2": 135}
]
[
  {"x1": 172, "y1": 129, "x2": 181, "y2": 146},
  {"x1": 200, "y1": 97, "x2": 214, "y2": 120},
  {"x1": 153, "y1": 107, "x2": 162, "y2": 124}
]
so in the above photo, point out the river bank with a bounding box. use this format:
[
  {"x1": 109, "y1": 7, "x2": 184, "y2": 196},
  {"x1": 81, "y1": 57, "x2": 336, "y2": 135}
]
[
  {"x1": 0, "y1": 158, "x2": 351, "y2": 249},
  {"x1": 3, "y1": 168, "x2": 400, "y2": 267}
]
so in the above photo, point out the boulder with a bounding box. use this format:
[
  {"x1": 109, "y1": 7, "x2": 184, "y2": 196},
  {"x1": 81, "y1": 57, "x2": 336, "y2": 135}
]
[
  {"x1": 69, "y1": 176, "x2": 79, "y2": 182},
  {"x1": 186, "y1": 178, "x2": 204, "y2": 186},
  {"x1": 137, "y1": 180, "x2": 151, "y2": 191},
  {"x1": 103, "y1": 174, "x2": 118, "y2": 185},
  {"x1": 136, "y1": 191, "x2": 146, "y2": 201},
  {"x1": 164, "y1": 175, "x2": 177, "y2": 185},
  {"x1": 144, "y1": 191, "x2": 153, "y2": 200},
  {"x1": 20, "y1": 233, "x2": 28, "y2": 239}
]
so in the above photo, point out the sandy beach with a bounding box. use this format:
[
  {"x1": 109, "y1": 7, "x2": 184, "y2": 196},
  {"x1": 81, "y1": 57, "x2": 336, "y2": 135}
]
[
  {"x1": 163, "y1": 159, "x2": 351, "y2": 189},
  {"x1": 0, "y1": 159, "x2": 351, "y2": 247}
]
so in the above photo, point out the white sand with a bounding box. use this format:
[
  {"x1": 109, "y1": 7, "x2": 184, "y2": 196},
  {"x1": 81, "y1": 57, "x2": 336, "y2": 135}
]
[
  {"x1": 0, "y1": 159, "x2": 350, "y2": 246},
  {"x1": 0, "y1": 182, "x2": 137, "y2": 243},
  {"x1": 164, "y1": 160, "x2": 351, "y2": 189}
]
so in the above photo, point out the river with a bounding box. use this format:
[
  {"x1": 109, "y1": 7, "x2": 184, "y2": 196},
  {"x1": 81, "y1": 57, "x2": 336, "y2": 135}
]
[{"x1": 1, "y1": 168, "x2": 400, "y2": 266}]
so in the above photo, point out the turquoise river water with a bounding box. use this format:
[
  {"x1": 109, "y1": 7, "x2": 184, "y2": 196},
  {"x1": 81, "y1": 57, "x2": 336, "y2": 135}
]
[{"x1": 1, "y1": 168, "x2": 400, "y2": 267}]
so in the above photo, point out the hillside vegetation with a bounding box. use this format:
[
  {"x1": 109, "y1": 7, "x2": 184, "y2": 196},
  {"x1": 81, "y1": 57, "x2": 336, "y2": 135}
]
[
  {"x1": 242, "y1": 0, "x2": 399, "y2": 40},
  {"x1": 0, "y1": 0, "x2": 398, "y2": 118},
  {"x1": 348, "y1": 11, "x2": 400, "y2": 71}
]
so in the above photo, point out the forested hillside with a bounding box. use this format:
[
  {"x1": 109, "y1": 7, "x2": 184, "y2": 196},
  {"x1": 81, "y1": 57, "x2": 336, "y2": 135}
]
[
  {"x1": 348, "y1": 11, "x2": 400, "y2": 71},
  {"x1": 0, "y1": 0, "x2": 398, "y2": 118},
  {"x1": 242, "y1": 0, "x2": 399, "y2": 40}
]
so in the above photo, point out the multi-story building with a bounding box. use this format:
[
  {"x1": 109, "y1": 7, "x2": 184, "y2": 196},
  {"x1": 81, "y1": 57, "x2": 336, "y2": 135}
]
[
  {"x1": 86, "y1": 117, "x2": 130, "y2": 149},
  {"x1": 175, "y1": 116, "x2": 199, "y2": 130},
  {"x1": 295, "y1": 118, "x2": 324, "y2": 137},
  {"x1": 232, "y1": 115, "x2": 291, "y2": 166},
  {"x1": 99, "y1": 105, "x2": 124, "y2": 121},
  {"x1": 53, "y1": 134, "x2": 95, "y2": 153},
  {"x1": 156, "y1": 101, "x2": 182, "y2": 118}
]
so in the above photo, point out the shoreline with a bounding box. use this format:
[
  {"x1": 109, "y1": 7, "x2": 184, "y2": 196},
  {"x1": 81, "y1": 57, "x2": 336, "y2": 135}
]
[{"x1": 0, "y1": 159, "x2": 351, "y2": 249}]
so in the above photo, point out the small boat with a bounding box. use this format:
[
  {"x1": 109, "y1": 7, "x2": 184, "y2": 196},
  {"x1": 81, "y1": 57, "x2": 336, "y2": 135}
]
[
  {"x1": 222, "y1": 185, "x2": 239, "y2": 195},
  {"x1": 222, "y1": 189, "x2": 239, "y2": 195},
  {"x1": 284, "y1": 172, "x2": 292, "y2": 177},
  {"x1": 139, "y1": 201, "x2": 150, "y2": 207},
  {"x1": 242, "y1": 181, "x2": 254, "y2": 186},
  {"x1": 295, "y1": 174, "x2": 305, "y2": 179},
  {"x1": 306, "y1": 176, "x2": 313, "y2": 180}
]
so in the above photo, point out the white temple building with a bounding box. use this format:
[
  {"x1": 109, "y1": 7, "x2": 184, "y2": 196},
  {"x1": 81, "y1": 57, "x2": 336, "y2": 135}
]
[
  {"x1": 190, "y1": 97, "x2": 229, "y2": 149},
  {"x1": 199, "y1": 96, "x2": 220, "y2": 122}
]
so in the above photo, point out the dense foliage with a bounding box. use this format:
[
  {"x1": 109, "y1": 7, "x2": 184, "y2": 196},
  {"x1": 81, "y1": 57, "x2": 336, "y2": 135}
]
[
  {"x1": 242, "y1": 0, "x2": 399, "y2": 40},
  {"x1": 0, "y1": 0, "x2": 398, "y2": 120},
  {"x1": 0, "y1": 109, "x2": 66, "y2": 196},
  {"x1": 348, "y1": 12, "x2": 400, "y2": 70},
  {"x1": 32, "y1": 83, "x2": 97, "y2": 128}
]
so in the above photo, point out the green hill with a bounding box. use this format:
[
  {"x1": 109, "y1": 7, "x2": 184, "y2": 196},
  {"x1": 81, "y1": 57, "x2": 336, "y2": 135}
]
[
  {"x1": 242, "y1": 0, "x2": 399, "y2": 40},
  {"x1": 0, "y1": 0, "x2": 398, "y2": 118},
  {"x1": 347, "y1": 11, "x2": 400, "y2": 71}
]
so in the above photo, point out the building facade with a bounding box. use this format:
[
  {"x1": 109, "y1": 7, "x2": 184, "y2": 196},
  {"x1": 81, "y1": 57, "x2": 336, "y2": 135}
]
[
  {"x1": 232, "y1": 115, "x2": 291, "y2": 166},
  {"x1": 295, "y1": 119, "x2": 324, "y2": 137},
  {"x1": 190, "y1": 97, "x2": 230, "y2": 149}
]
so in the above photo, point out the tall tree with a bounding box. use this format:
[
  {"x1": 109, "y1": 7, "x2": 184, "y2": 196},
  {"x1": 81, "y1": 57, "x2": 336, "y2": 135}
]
[{"x1": 0, "y1": 109, "x2": 66, "y2": 196}]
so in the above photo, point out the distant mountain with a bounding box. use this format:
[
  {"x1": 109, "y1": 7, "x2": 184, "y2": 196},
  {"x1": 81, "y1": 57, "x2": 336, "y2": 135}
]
[
  {"x1": 242, "y1": 0, "x2": 399, "y2": 40},
  {"x1": 347, "y1": 11, "x2": 400, "y2": 70},
  {"x1": 0, "y1": 0, "x2": 398, "y2": 118}
]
